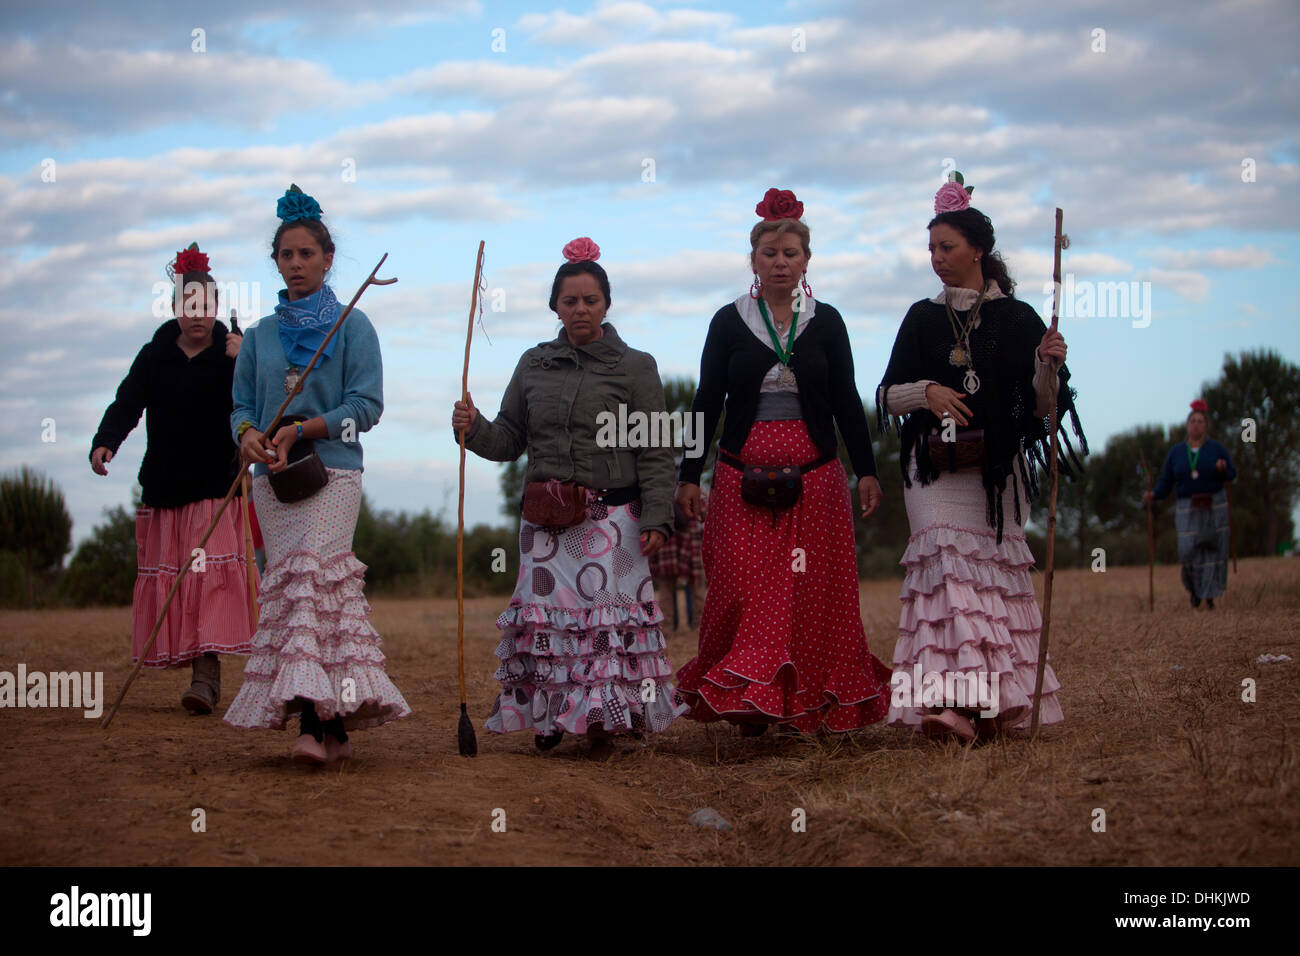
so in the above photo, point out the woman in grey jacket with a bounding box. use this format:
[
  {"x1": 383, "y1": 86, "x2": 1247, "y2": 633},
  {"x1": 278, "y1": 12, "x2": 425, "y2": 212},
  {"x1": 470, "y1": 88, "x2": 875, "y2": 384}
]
[{"x1": 453, "y1": 238, "x2": 686, "y2": 759}]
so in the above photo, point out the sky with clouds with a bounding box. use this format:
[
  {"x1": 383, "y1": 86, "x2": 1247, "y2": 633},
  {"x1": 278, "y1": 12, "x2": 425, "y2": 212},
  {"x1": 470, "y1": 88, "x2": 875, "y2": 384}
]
[{"x1": 3, "y1": 0, "x2": 1298, "y2": 548}]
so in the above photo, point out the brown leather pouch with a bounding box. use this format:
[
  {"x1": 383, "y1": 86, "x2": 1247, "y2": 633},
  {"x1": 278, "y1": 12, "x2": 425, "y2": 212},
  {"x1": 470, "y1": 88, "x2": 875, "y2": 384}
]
[
  {"x1": 267, "y1": 417, "x2": 329, "y2": 503},
  {"x1": 928, "y1": 428, "x2": 985, "y2": 470},
  {"x1": 522, "y1": 480, "x2": 589, "y2": 528}
]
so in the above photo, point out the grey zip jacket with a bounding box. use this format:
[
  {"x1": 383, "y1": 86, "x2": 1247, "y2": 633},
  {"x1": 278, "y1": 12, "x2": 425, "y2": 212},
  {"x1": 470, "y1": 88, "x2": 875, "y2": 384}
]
[{"x1": 461, "y1": 323, "x2": 676, "y2": 540}]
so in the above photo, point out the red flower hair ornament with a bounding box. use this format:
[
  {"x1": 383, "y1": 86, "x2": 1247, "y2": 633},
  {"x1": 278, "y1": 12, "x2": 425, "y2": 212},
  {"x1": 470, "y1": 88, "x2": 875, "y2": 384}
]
[
  {"x1": 1189, "y1": 399, "x2": 1209, "y2": 414},
  {"x1": 167, "y1": 242, "x2": 210, "y2": 281},
  {"x1": 755, "y1": 187, "x2": 803, "y2": 222},
  {"x1": 562, "y1": 237, "x2": 601, "y2": 263}
]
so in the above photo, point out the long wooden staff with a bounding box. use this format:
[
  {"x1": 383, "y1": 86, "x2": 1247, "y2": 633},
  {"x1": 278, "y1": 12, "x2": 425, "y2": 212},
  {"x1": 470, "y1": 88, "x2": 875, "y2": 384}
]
[
  {"x1": 1226, "y1": 480, "x2": 1237, "y2": 573},
  {"x1": 1031, "y1": 209, "x2": 1066, "y2": 739},
  {"x1": 101, "y1": 254, "x2": 397, "y2": 729},
  {"x1": 232, "y1": 309, "x2": 261, "y2": 622},
  {"x1": 241, "y1": 469, "x2": 259, "y2": 621},
  {"x1": 1140, "y1": 450, "x2": 1154, "y2": 611},
  {"x1": 456, "y1": 241, "x2": 486, "y2": 757}
]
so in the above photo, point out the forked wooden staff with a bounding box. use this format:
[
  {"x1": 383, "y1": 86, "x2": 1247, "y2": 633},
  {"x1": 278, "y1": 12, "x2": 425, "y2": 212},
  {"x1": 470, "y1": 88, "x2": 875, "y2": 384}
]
[
  {"x1": 455, "y1": 240, "x2": 486, "y2": 757},
  {"x1": 1031, "y1": 209, "x2": 1067, "y2": 739},
  {"x1": 1226, "y1": 481, "x2": 1237, "y2": 573},
  {"x1": 241, "y1": 470, "x2": 259, "y2": 620},
  {"x1": 231, "y1": 310, "x2": 261, "y2": 621},
  {"x1": 101, "y1": 254, "x2": 398, "y2": 729},
  {"x1": 1140, "y1": 449, "x2": 1155, "y2": 611}
]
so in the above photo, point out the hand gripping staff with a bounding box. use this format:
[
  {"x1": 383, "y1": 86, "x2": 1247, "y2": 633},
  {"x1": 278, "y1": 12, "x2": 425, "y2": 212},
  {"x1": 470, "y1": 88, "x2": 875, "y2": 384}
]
[
  {"x1": 101, "y1": 255, "x2": 398, "y2": 729},
  {"x1": 1031, "y1": 211, "x2": 1067, "y2": 739},
  {"x1": 455, "y1": 241, "x2": 486, "y2": 757}
]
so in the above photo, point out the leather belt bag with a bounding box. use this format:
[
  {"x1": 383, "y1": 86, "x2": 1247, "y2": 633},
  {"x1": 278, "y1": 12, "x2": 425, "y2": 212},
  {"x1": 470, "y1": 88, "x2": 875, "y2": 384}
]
[
  {"x1": 267, "y1": 416, "x2": 329, "y2": 503},
  {"x1": 522, "y1": 480, "x2": 589, "y2": 528},
  {"x1": 719, "y1": 448, "x2": 836, "y2": 513},
  {"x1": 928, "y1": 427, "x2": 985, "y2": 471}
]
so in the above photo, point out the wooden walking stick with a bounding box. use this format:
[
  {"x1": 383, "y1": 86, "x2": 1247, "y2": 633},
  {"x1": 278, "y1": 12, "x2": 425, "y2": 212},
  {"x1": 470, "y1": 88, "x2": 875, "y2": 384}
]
[
  {"x1": 1226, "y1": 480, "x2": 1237, "y2": 573},
  {"x1": 1031, "y1": 209, "x2": 1067, "y2": 739},
  {"x1": 101, "y1": 254, "x2": 397, "y2": 729},
  {"x1": 231, "y1": 309, "x2": 260, "y2": 622},
  {"x1": 455, "y1": 240, "x2": 486, "y2": 757},
  {"x1": 1140, "y1": 450, "x2": 1155, "y2": 611},
  {"x1": 241, "y1": 468, "x2": 259, "y2": 621}
]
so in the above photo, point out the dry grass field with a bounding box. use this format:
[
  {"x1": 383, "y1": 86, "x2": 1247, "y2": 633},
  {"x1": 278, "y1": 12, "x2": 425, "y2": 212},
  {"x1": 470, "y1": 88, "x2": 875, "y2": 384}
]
[{"x1": 1, "y1": 557, "x2": 1296, "y2": 867}]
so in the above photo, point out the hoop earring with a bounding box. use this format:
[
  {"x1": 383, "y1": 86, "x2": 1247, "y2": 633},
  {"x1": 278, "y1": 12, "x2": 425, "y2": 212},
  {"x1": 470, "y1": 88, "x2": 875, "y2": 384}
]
[
  {"x1": 750, "y1": 273, "x2": 762, "y2": 299},
  {"x1": 801, "y1": 276, "x2": 813, "y2": 299}
]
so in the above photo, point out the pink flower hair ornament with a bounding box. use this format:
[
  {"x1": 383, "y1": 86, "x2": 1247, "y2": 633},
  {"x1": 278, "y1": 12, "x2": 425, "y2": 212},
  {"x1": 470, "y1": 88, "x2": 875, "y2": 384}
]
[
  {"x1": 934, "y1": 170, "x2": 975, "y2": 214},
  {"x1": 562, "y1": 237, "x2": 601, "y2": 263}
]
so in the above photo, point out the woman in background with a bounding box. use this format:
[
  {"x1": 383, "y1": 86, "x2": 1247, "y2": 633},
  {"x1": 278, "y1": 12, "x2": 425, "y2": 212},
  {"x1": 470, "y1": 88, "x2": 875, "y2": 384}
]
[{"x1": 1146, "y1": 400, "x2": 1236, "y2": 609}]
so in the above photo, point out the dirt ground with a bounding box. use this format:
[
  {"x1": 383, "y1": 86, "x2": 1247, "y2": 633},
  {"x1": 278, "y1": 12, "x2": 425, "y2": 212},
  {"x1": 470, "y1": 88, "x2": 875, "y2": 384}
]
[{"x1": 1, "y1": 557, "x2": 1297, "y2": 867}]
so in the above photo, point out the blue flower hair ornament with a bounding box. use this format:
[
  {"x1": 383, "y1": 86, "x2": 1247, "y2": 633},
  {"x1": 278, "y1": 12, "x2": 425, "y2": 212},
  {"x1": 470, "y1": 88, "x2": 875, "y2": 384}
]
[{"x1": 277, "y1": 183, "x2": 323, "y2": 222}]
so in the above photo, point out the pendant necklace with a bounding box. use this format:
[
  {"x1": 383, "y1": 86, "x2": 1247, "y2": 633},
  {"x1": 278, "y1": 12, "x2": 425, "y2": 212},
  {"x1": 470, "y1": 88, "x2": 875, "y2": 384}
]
[
  {"x1": 758, "y1": 299, "x2": 799, "y2": 387},
  {"x1": 944, "y1": 287, "x2": 986, "y2": 395}
]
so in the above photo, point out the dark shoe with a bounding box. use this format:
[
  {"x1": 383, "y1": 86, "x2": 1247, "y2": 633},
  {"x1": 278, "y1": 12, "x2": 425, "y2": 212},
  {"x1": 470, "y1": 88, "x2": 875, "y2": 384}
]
[
  {"x1": 181, "y1": 654, "x2": 220, "y2": 714},
  {"x1": 1206, "y1": 598, "x2": 1215, "y2": 610},
  {"x1": 534, "y1": 730, "x2": 565, "y2": 751},
  {"x1": 1190, "y1": 595, "x2": 1201, "y2": 608},
  {"x1": 739, "y1": 722, "x2": 769, "y2": 737}
]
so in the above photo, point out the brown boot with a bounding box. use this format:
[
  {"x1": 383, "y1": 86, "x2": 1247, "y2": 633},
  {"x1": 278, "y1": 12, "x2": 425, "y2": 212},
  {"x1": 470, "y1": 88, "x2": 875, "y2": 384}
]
[{"x1": 181, "y1": 653, "x2": 221, "y2": 714}]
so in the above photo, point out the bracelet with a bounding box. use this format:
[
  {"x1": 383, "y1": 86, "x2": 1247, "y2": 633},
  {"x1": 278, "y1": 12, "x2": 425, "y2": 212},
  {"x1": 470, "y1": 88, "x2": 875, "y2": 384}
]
[
  {"x1": 236, "y1": 421, "x2": 254, "y2": 439},
  {"x1": 296, "y1": 423, "x2": 304, "y2": 439}
]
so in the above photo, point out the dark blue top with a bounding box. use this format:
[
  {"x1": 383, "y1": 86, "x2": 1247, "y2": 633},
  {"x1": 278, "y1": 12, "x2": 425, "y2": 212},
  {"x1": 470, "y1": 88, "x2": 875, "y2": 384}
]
[{"x1": 1152, "y1": 439, "x2": 1236, "y2": 499}]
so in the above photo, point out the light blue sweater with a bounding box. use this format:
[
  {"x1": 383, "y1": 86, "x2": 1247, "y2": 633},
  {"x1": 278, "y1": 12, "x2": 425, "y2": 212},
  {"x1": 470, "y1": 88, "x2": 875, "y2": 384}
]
[{"x1": 230, "y1": 308, "x2": 383, "y2": 476}]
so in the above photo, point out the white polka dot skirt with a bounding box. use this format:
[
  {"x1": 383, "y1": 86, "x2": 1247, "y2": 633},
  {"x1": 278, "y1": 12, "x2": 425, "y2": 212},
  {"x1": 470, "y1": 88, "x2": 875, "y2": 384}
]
[{"x1": 224, "y1": 469, "x2": 412, "y2": 732}]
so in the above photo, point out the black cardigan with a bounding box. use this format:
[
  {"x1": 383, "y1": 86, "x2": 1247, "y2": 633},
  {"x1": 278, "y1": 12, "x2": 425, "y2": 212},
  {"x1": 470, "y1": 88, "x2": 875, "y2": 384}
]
[
  {"x1": 90, "y1": 319, "x2": 242, "y2": 508},
  {"x1": 679, "y1": 301, "x2": 876, "y2": 484}
]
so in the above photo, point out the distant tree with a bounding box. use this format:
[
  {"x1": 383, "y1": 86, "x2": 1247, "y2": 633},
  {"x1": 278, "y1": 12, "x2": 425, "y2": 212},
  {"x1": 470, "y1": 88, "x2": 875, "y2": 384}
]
[
  {"x1": 1199, "y1": 350, "x2": 1300, "y2": 555},
  {"x1": 0, "y1": 466, "x2": 73, "y2": 607},
  {"x1": 499, "y1": 455, "x2": 527, "y2": 530},
  {"x1": 62, "y1": 503, "x2": 137, "y2": 607}
]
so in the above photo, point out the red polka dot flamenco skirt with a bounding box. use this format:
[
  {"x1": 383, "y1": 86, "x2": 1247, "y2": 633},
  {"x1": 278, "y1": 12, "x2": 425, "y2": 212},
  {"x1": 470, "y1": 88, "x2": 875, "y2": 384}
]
[{"x1": 676, "y1": 420, "x2": 893, "y2": 732}]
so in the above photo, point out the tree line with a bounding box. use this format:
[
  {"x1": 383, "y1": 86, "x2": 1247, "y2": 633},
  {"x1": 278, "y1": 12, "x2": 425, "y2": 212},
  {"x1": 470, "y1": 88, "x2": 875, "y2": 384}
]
[{"x1": 3, "y1": 349, "x2": 1294, "y2": 607}]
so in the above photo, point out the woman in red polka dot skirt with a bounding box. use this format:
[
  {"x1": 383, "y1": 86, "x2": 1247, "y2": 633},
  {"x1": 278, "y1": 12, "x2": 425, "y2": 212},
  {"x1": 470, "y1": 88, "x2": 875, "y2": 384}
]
[
  {"x1": 876, "y1": 173, "x2": 1086, "y2": 743},
  {"x1": 453, "y1": 238, "x2": 686, "y2": 759},
  {"x1": 675, "y1": 188, "x2": 893, "y2": 735}
]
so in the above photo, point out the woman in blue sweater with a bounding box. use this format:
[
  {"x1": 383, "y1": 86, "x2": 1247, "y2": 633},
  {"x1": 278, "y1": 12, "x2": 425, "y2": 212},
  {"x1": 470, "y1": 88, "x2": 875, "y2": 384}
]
[
  {"x1": 224, "y1": 185, "x2": 410, "y2": 764},
  {"x1": 1146, "y1": 399, "x2": 1237, "y2": 609}
]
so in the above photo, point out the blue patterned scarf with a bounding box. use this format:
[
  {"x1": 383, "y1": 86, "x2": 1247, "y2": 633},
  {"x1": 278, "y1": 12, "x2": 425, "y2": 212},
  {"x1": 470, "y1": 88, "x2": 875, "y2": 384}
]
[{"x1": 275, "y1": 284, "x2": 341, "y2": 366}]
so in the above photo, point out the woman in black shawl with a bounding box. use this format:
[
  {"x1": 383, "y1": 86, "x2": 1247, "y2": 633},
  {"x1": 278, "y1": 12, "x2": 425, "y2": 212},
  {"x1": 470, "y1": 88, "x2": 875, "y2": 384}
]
[{"x1": 876, "y1": 174, "x2": 1087, "y2": 742}]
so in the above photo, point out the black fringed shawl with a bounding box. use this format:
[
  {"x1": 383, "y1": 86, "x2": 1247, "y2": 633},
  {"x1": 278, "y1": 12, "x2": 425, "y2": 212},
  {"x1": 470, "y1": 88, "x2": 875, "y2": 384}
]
[{"x1": 876, "y1": 295, "x2": 1088, "y2": 543}]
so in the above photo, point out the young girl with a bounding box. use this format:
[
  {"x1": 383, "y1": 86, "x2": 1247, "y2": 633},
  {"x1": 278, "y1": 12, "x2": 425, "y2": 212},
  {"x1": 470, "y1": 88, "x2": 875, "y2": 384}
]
[
  {"x1": 223, "y1": 185, "x2": 410, "y2": 764},
  {"x1": 90, "y1": 244, "x2": 256, "y2": 713}
]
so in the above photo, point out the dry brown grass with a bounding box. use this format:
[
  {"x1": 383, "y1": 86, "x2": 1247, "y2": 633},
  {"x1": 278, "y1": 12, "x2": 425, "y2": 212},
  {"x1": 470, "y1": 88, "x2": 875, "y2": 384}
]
[{"x1": 1, "y1": 557, "x2": 1296, "y2": 866}]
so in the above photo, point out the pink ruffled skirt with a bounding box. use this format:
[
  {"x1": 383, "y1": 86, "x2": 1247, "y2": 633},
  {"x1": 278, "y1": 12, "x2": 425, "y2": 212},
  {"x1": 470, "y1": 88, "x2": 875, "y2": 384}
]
[
  {"x1": 486, "y1": 499, "x2": 688, "y2": 736},
  {"x1": 132, "y1": 500, "x2": 256, "y2": 667},
  {"x1": 887, "y1": 459, "x2": 1062, "y2": 730},
  {"x1": 223, "y1": 468, "x2": 411, "y2": 732}
]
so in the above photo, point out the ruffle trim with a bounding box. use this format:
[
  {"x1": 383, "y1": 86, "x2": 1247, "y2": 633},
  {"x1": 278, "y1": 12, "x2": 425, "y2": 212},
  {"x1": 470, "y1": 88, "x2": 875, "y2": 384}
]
[
  {"x1": 223, "y1": 660, "x2": 412, "y2": 733},
  {"x1": 889, "y1": 526, "x2": 1062, "y2": 730},
  {"x1": 497, "y1": 600, "x2": 664, "y2": 632},
  {"x1": 486, "y1": 678, "x2": 687, "y2": 736}
]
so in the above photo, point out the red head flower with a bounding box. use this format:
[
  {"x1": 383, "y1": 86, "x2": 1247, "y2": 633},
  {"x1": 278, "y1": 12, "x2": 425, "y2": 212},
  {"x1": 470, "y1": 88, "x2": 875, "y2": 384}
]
[
  {"x1": 173, "y1": 244, "x2": 210, "y2": 275},
  {"x1": 755, "y1": 188, "x2": 803, "y2": 222},
  {"x1": 562, "y1": 237, "x2": 601, "y2": 263},
  {"x1": 1190, "y1": 399, "x2": 1209, "y2": 414}
]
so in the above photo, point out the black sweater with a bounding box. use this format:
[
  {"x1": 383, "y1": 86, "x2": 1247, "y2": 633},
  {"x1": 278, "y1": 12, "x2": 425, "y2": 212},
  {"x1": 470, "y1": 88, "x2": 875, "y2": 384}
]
[
  {"x1": 90, "y1": 319, "x2": 242, "y2": 508},
  {"x1": 679, "y1": 301, "x2": 876, "y2": 484}
]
